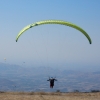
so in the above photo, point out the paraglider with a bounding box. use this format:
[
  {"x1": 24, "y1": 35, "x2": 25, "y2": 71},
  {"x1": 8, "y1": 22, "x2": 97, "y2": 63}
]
[
  {"x1": 4, "y1": 58, "x2": 6, "y2": 62},
  {"x1": 47, "y1": 77, "x2": 57, "y2": 88},
  {"x1": 15, "y1": 20, "x2": 92, "y2": 89},
  {"x1": 16, "y1": 20, "x2": 92, "y2": 44}
]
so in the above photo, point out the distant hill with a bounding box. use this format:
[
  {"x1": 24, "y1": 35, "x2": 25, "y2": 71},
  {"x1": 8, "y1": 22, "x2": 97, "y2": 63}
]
[{"x1": 0, "y1": 62, "x2": 100, "y2": 92}]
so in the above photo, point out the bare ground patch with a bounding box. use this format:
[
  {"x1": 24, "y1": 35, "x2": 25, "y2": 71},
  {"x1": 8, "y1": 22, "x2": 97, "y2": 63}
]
[{"x1": 0, "y1": 92, "x2": 100, "y2": 100}]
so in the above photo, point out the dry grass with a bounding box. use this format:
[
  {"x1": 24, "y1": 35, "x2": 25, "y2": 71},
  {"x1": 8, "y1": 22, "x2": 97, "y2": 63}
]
[{"x1": 0, "y1": 91, "x2": 100, "y2": 100}]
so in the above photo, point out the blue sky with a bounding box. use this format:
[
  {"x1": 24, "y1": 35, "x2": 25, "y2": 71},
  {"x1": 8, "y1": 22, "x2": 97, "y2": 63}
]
[{"x1": 0, "y1": 0, "x2": 100, "y2": 71}]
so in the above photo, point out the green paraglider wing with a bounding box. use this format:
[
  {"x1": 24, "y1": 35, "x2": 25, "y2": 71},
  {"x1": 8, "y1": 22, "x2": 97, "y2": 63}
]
[{"x1": 16, "y1": 20, "x2": 92, "y2": 44}]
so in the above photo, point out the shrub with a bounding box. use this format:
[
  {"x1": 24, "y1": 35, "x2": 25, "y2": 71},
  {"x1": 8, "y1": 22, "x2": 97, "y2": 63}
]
[
  {"x1": 74, "y1": 90, "x2": 79, "y2": 92},
  {"x1": 91, "y1": 90, "x2": 100, "y2": 92},
  {"x1": 56, "y1": 90, "x2": 60, "y2": 93}
]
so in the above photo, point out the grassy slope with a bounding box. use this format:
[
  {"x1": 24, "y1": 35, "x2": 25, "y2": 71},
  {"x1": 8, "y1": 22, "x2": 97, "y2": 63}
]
[{"x1": 0, "y1": 92, "x2": 100, "y2": 100}]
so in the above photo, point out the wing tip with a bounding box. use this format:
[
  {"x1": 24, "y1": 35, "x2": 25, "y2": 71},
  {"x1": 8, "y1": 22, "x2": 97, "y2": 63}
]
[
  {"x1": 90, "y1": 40, "x2": 92, "y2": 44},
  {"x1": 16, "y1": 39, "x2": 18, "y2": 42},
  {"x1": 89, "y1": 41, "x2": 92, "y2": 44}
]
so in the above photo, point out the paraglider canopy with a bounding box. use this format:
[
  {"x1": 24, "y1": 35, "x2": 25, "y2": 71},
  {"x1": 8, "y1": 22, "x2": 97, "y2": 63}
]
[{"x1": 16, "y1": 20, "x2": 92, "y2": 44}]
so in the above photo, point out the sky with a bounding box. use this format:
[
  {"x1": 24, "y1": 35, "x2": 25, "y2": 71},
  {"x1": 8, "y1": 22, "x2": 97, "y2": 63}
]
[{"x1": 0, "y1": 0, "x2": 100, "y2": 71}]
